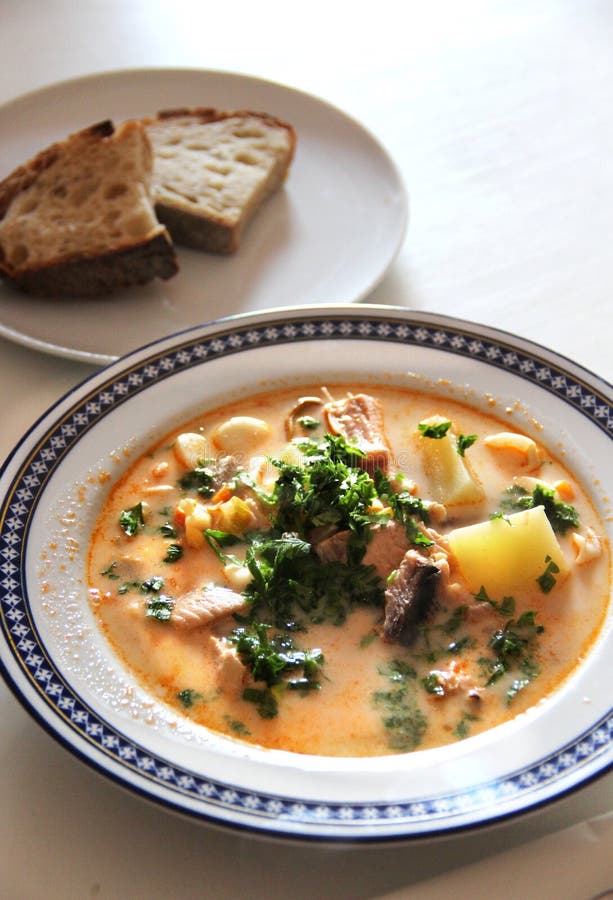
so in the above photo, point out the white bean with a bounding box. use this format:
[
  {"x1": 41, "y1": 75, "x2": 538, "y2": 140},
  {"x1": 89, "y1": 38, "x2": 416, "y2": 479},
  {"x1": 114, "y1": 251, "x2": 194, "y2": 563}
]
[
  {"x1": 174, "y1": 432, "x2": 208, "y2": 470},
  {"x1": 212, "y1": 417, "x2": 271, "y2": 454}
]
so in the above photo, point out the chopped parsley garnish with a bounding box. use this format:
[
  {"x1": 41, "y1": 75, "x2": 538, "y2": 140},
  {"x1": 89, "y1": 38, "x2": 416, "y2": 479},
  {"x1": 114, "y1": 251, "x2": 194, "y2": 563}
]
[
  {"x1": 159, "y1": 521, "x2": 177, "y2": 538},
  {"x1": 440, "y1": 605, "x2": 468, "y2": 635},
  {"x1": 489, "y1": 511, "x2": 511, "y2": 524},
  {"x1": 116, "y1": 575, "x2": 164, "y2": 596},
  {"x1": 297, "y1": 416, "x2": 320, "y2": 430},
  {"x1": 229, "y1": 622, "x2": 324, "y2": 691},
  {"x1": 473, "y1": 586, "x2": 515, "y2": 618},
  {"x1": 360, "y1": 629, "x2": 379, "y2": 648},
  {"x1": 224, "y1": 714, "x2": 252, "y2": 735},
  {"x1": 145, "y1": 594, "x2": 174, "y2": 622},
  {"x1": 119, "y1": 502, "x2": 145, "y2": 536},
  {"x1": 203, "y1": 530, "x2": 243, "y2": 565},
  {"x1": 177, "y1": 688, "x2": 203, "y2": 708},
  {"x1": 422, "y1": 672, "x2": 445, "y2": 696},
  {"x1": 537, "y1": 555, "x2": 560, "y2": 593},
  {"x1": 142, "y1": 575, "x2": 165, "y2": 593},
  {"x1": 453, "y1": 710, "x2": 480, "y2": 739},
  {"x1": 379, "y1": 659, "x2": 418, "y2": 682},
  {"x1": 500, "y1": 483, "x2": 579, "y2": 534},
  {"x1": 242, "y1": 688, "x2": 278, "y2": 719},
  {"x1": 373, "y1": 660, "x2": 426, "y2": 751},
  {"x1": 418, "y1": 420, "x2": 452, "y2": 439},
  {"x1": 243, "y1": 534, "x2": 384, "y2": 627},
  {"x1": 179, "y1": 463, "x2": 216, "y2": 497},
  {"x1": 100, "y1": 561, "x2": 119, "y2": 579},
  {"x1": 163, "y1": 543, "x2": 183, "y2": 563},
  {"x1": 271, "y1": 434, "x2": 385, "y2": 557},
  {"x1": 374, "y1": 471, "x2": 432, "y2": 546},
  {"x1": 457, "y1": 433, "x2": 478, "y2": 456},
  {"x1": 480, "y1": 611, "x2": 544, "y2": 701}
]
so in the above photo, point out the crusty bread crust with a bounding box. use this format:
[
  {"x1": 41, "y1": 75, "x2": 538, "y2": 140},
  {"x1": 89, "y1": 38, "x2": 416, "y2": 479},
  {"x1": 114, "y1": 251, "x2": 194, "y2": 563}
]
[
  {"x1": 144, "y1": 108, "x2": 296, "y2": 254},
  {"x1": 0, "y1": 120, "x2": 178, "y2": 297},
  {"x1": 1, "y1": 231, "x2": 177, "y2": 297}
]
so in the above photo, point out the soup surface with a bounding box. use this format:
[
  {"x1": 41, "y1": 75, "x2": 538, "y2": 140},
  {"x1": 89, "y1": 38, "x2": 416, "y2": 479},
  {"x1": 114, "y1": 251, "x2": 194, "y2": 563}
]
[{"x1": 87, "y1": 383, "x2": 610, "y2": 756}]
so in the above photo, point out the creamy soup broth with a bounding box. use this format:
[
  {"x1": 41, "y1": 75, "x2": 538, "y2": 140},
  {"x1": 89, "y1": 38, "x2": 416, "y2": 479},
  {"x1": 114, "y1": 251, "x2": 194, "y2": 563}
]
[{"x1": 87, "y1": 383, "x2": 610, "y2": 756}]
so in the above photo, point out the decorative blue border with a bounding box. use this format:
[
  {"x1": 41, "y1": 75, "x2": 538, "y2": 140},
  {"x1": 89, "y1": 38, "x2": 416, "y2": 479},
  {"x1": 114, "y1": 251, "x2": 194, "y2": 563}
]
[{"x1": 1, "y1": 312, "x2": 612, "y2": 838}]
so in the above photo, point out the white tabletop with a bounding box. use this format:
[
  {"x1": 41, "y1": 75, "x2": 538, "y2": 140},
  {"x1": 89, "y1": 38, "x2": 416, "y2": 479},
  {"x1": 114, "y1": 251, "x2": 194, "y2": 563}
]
[{"x1": 1, "y1": 1, "x2": 612, "y2": 897}]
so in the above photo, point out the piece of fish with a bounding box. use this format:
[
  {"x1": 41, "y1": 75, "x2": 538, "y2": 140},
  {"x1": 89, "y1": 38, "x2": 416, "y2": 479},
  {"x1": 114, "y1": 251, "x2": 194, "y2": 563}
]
[
  {"x1": 323, "y1": 393, "x2": 391, "y2": 474},
  {"x1": 171, "y1": 585, "x2": 249, "y2": 629}
]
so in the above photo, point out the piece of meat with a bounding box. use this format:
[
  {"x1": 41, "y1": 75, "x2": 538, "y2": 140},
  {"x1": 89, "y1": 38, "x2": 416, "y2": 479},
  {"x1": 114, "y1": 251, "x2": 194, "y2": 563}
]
[
  {"x1": 171, "y1": 585, "x2": 248, "y2": 629},
  {"x1": 313, "y1": 521, "x2": 409, "y2": 579},
  {"x1": 323, "y1": 393, "x2": 391, "y2": 474},
  {"x1": 313, "y1": 528, "x2": 351, "y2": 564},
  {"x1": 208, "y1": 635, "x2": 247, "y2": 694},
  {"x1": 363, "y1": 521, "x2": 410, "y2": 579},
  {"x1": 383, "y1": 549, "x2": 441, "y2": 645},
  {"x1": 424, "y1": 660, "x2": 481, "y2": 699},
  {"x1": 212, "y1": 454, "x2": 242, "y2": 488}
]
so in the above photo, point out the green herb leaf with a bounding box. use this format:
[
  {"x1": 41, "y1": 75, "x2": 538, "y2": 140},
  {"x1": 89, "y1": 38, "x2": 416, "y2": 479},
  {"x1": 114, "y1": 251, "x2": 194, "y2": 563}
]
[
  {"x1": 418, "y1": 420, "x2": 452, "y2": 439},
  {"x1": 224, "y1": 714, "x2": 252, "y2": 735},
  {"x1": 141, "y1": 575, "x2": 164, "y2": 593},
  {"x1": 242, "y1": 687, "x2": 278, "y2": 719},
  {"x1": 422, "y1": 672, "x2": 445, "y2": 696},
  {"x1": 177, "y1": 688, "x2": 203, "y2": 708},
  {"x1": 473, "y1": 586, "x2": 515, "y2": 618},
  {"x1": 119, "y1": 502, "x2": 144, "y2": 536},
  {"x1": 457, "y1": 433, "x2": 478, "y2": 456},
  {"x1": 179, "y1": 464, "x2": 215, "y2": 497},
  {"x1": 297, "y1": 416, "x2": 320, "y2": 430},
  {"x1": 163, "y1": 543, "x2": 183, "y2": 563},
  {"x1": 100, "y1": 561, "x2": 119, "y2": 579},
  {"x1": 229, "y1": 623, "x2": 324, "y2": 691},
  {"x1": 453, "y1": 710, "x2": 479, "y2": 739},
  {"x1": 482, "y1": 612, "x2": 544, "y2": 696},
  {"x1": 145, "y1": 594, "x2": 174, "y2": 622},
  {"x1": 536, "y1": 555, "x2": 560, "y2": 593},
  {"x1": 500, "y1": 483, "x2": 579, "y2": 534}
]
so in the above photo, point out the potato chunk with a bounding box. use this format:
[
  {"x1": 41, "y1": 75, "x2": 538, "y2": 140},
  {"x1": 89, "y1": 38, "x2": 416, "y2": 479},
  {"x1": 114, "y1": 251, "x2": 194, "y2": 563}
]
[
  {"x1": 419, "y1": 416, "x2": 485, "y2": 507},
  {"x1": 447, "y1": 506, "x2": 569, "y2": 598}
]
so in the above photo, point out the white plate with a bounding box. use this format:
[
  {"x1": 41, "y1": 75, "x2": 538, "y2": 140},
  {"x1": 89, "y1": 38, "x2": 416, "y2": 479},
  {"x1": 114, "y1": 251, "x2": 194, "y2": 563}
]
[
  {"x1": 0, "y1": 305, "x2": 611, "y2": 842},
  {"x1": 0, "y1": 69, "x2": 407, "y2": 365}
]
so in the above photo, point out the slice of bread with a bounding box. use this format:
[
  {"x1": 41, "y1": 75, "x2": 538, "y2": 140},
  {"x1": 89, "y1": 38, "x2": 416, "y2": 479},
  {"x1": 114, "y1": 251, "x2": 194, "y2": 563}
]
[
  {"x1": 0, "y1": 119, "x2": 178, "y2": 297},
  {"x1": 144, "y1": 108, "x2": 296, "y2": 254}
]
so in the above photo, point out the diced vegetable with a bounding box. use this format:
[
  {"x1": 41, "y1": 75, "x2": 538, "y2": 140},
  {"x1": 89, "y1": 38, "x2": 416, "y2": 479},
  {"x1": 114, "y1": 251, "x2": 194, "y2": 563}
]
[
  {"x1": 447, "y1": 506, "x2": 569, "y2": 597},
  {"x1": 183, "y1": 500, "x2": 213, "y2": 548},
  {"x1": 211, "y1": 496, "x2": 256, "y2": 535},
  {"x1": 419, "y1": 416, "x2": 485, "y2": 507}
]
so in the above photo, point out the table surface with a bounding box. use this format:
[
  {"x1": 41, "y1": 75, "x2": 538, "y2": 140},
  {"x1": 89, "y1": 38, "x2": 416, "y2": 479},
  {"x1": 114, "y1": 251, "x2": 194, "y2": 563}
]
[{"x1": 1, "y1": 1, "x2": 611, "y2": 897}]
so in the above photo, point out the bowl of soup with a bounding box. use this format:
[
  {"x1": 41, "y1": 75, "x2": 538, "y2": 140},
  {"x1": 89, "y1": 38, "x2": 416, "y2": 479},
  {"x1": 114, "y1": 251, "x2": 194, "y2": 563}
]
[{"x1": 0, "y1": 304, "x2": 611, "y2": 841}]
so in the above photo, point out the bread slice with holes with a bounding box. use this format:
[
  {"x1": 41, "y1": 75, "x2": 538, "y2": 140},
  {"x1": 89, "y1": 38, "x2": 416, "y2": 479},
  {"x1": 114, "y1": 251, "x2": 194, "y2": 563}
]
[
  {"x1": 0, "y1": 119, "x2": 178, "y2": 297},
  {"x1": 144, "y1": 108, "x2": 296, "y2": 254}
]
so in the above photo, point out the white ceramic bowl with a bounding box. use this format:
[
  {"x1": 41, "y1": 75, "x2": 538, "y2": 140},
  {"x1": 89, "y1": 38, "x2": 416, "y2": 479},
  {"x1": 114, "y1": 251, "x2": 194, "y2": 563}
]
[{"x1": 1, "y1": 305, "x2": 611, "y2": 841}]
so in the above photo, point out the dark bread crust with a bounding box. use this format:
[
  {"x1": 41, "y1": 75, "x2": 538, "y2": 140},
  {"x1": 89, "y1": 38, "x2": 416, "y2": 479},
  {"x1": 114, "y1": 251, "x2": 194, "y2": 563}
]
[
  {"x1": 1, "y1": 230, "x2": 177, "y2": 297},
  {"x1": 152, "y1": 202, "x2": 237, "y2": 254}
]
